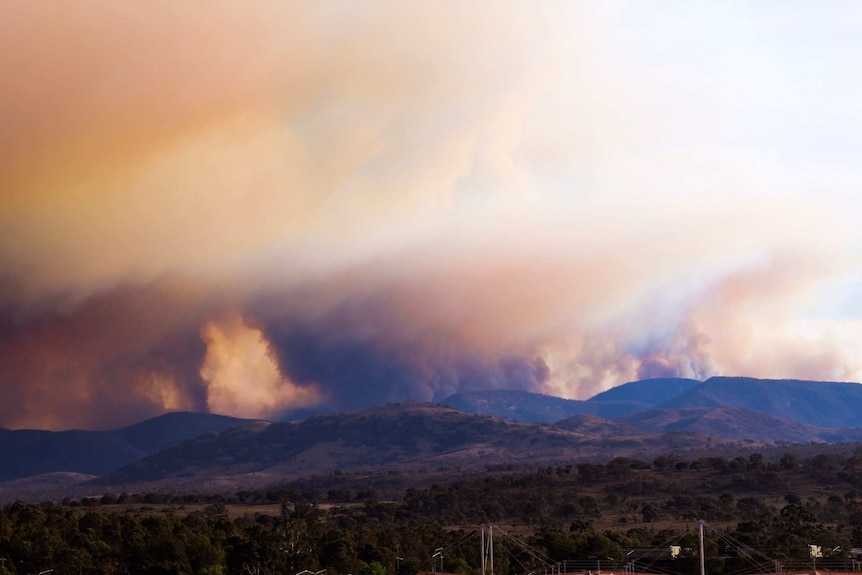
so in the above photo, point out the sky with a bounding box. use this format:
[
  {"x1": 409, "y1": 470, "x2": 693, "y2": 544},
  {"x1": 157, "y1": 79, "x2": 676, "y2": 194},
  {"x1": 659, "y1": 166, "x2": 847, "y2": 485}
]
[{"x1": 2, "y1": 2, "x2": 862, "y2": 430}]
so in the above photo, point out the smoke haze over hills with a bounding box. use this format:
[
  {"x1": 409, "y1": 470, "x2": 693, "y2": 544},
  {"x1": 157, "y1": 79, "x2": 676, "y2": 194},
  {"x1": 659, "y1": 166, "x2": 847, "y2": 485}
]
[{"x1": 2, "y1": 2, "x2": 862, "y2": 429}]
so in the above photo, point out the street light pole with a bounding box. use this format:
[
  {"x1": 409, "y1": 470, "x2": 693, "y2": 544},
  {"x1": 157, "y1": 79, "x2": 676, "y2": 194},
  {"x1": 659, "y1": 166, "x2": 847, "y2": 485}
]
[{"x1": 432, "y1": 548, "x2": 443, "y2": 573}]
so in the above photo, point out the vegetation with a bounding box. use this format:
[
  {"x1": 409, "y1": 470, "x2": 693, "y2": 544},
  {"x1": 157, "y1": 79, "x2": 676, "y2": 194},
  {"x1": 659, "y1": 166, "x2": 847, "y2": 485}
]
[{"x1": 2, "y1": 448, "x2": 862, "y2": 575}]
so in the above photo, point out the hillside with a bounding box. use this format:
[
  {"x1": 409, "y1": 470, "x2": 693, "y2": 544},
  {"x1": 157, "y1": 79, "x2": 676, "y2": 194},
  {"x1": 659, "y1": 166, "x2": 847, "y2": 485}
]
[
  {"x1": 554, "y1": 414, "x2": 641, "y2": 436},
  {"x1": 443, "y1": 378, "x2": 723, "y2": 423},
  {"x1": 442, "y1": 389, "x2": 650, "y2": 422},
  {"x1": 0, "y1": 428, "x2": 147, "y2": 481},
  {"x1": 98, "y1": 403, "x2": 745, "y2": 487},
  {"x1": 442, "y1": 390, "x2": 592, "y2": 422},
  {"x1": 446, "y1": 378, "x2": 862, "y2": 430},
  {"x1": 618, "y1": 405, "x2": 862, "y2": 443},
  {"x1": 587, "y1": 377, "x2": 701, "y2": 405},
  {"x1": 0, "y1": 412, "x2": 254, "y2": 481},
  {"x1": 660, "y1": 377, "x2": 862, "y2": 427},
  {"x1": 115, "y1": 412, "x2": 259, "y2": 453}
]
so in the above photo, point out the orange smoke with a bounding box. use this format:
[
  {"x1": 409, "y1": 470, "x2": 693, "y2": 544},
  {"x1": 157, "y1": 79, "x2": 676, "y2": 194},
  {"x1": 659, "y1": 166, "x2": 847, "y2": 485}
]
[
  {"x1": 200, "y1": 315, "x2": 321, "y2": 419},
  {"x1": 1, "y1": 3, "x2": 861, "y2": 429}
]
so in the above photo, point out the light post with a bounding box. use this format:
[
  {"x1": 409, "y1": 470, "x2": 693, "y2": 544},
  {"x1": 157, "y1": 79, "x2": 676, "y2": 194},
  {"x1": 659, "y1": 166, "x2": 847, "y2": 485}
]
[
  {"x1": 432, "y1": 548, "x2": 444, "y2": 573},
  {"x1": 830, "y1": 547, "x2": 841, "y2": 572}
]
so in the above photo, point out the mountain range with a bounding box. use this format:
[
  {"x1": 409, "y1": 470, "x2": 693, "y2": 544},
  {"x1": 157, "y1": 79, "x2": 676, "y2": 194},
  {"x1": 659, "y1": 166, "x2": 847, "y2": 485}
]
[
  {"x1": 443, "y1": 376, "x2": 862, "y2": 427},
  {"x1": 98, "y1": 403, "x2": 719, "y2": 487},
  {"x1": 2, "y1": 376, "x2": 862, "y2": 499},
  {"x1": 0, "y1": 412, "x2": 254, "y2": 481}
]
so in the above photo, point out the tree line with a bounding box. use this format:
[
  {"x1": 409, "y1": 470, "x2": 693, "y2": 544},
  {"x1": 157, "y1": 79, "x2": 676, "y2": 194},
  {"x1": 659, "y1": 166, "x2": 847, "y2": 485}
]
[{"x1": 1, "y1": 448, "x2": 861, "y2": 575}]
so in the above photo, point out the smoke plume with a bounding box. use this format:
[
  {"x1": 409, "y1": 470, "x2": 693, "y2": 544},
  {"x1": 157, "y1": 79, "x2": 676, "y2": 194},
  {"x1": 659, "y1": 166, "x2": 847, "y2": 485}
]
[{"x1": 1, "y1": 2, "x2": 861, "y2": 428}]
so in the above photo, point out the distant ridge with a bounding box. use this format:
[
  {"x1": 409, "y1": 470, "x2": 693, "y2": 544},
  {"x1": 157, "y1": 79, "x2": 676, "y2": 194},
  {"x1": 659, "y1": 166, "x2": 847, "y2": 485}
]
[
  {"x1": 115, "y1": 412, "x2": 258, "y2": 453},
  {"x1": 442, "y1": 389, "x2": 650, "y2": 422},
  {"x1": 0, "y1": 429, "x2": 147, "y2": 482},
  {"x1": 5, "y1": 376, "x2": 862, "y2": 489},
  {"x1": 660, "y1": 376, "x2": 862, "y2": 428},
  {"x1": 0, "y1": 412, "x2": 255, "y2": 481},
  {"x1": 275, "y1": 406, "x2": 334, "y2": 422},
  {"x1": 446, "y1": 377, "x2": 862, "y2": 429},
  {"x1": 442, "y1": 389, "x2": 590, "y2": 422},
  {"x1": 618, "y1": 405, "x2": 862, "y2": 443},
  {"x1": 587, "y1": 377, "x2": 701, "y2": 405}
]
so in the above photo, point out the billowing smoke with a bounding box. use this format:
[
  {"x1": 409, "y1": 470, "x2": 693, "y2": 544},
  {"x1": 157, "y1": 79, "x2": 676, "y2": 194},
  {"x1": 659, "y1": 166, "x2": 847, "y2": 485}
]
[
  {"x1": 2, "y1": 2, "x2": 862, "y2": 428},
  {"x1": 0, "y1": 281, "x2": 211, "y2": 429},
  {"x1": 199, "y1": 314, "x2": 321, "y2": 417}
]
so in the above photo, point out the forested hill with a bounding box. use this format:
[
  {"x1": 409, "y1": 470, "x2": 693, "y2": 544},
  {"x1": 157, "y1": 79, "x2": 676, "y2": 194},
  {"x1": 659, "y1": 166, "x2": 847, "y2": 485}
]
[{"x1": 98, "y1": 403, "x2": 743, "y2": 487}]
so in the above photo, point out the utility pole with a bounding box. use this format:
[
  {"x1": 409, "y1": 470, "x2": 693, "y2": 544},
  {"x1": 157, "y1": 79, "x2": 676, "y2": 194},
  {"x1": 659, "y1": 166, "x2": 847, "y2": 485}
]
[
  {"x1": 490, "y1": 525, "x2": 494, "y2": 575},
  {"x1": 481, "y1": 525, "x2": 494, "y2": 575},
  {"x1": 396, "y1": 544, "x2": 402, "y2": 575},
  {"x1": 432, "y1": 548, "x2": 443, "y2": 573},
  {"x1": 481, "y1": 526, "x2": 485, "y2": 575},
  {"x1": 698, "y1": 521, "x2": 705, "y2": 575}
]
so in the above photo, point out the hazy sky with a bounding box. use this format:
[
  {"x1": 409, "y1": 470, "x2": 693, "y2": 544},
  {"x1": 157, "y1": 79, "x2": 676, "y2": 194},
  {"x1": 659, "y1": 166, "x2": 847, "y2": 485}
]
[{"x1": 2, "y1": 2, "x2": 861, "y2": 429}]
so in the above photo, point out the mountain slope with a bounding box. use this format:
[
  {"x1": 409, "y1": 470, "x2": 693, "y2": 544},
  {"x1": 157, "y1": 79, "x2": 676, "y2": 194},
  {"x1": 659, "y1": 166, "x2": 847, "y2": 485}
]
[
  {"x1": 100, "y1": 403, "x2": 744, "y2": 486},
  {"x1": 619, "y1": 405, "x2": 862, "y2": 443},
  {"x1": 442, "y1": 390, "x2": 589, "y2": 422},
  {"x1": 115, "y1": 412, "x2": 257, "y2": 453},
  {"x1": 660, "y1": 377, "x2": 862, "y2": 427},
  {"x1": 587, "y1": 378, "x2": 702, "y2": 405},
  {"x1": 556, "y1": 405, "x2": 862, "y2": 443},
  {"x1": 554, "y1": 414, "x2": 641, "y2": 436},
  {"x1": 442, "y1": 390, "x2": 650, "y2": 422},
  {"x1": 0, "y1": 429, "x2": 147, "y2": 481},
  {"x1": 0, "y1": 412, "x2": 254, "y2": 481},
  {"x1": 7, "y1": 377, "x2": 862, "y2": 485}
]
